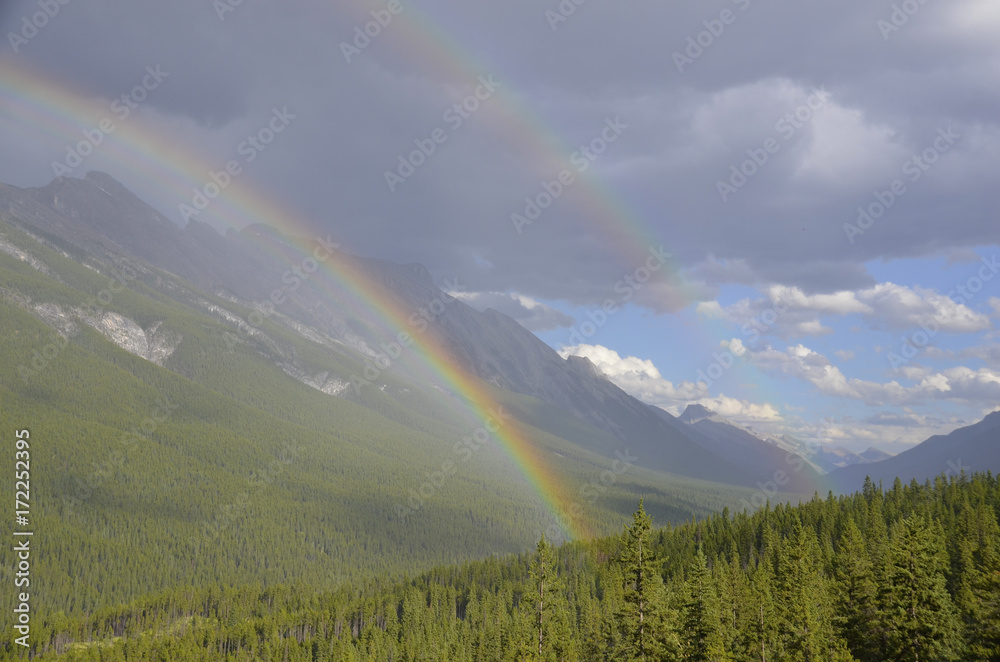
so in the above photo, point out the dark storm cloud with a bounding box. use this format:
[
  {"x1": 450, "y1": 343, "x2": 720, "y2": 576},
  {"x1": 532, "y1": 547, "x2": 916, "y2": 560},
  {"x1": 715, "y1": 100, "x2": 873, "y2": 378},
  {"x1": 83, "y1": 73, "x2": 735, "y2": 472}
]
[
  {"x1": 1, "y1": 0, "x2": 997, "y2": 310},
  {"x1": 451, "y1": 291, "x2": 574, "y2": 333}
]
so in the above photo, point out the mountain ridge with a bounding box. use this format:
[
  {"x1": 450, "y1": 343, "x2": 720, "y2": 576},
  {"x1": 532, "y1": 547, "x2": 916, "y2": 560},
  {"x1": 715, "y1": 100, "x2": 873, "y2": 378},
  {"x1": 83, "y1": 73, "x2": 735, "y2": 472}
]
[
  {"x1": 830, "y1": 411, "x2": 1000, "y2": 492},
  {"x1": 0, "y1": 171, "x2": 783, "y2": 491}
]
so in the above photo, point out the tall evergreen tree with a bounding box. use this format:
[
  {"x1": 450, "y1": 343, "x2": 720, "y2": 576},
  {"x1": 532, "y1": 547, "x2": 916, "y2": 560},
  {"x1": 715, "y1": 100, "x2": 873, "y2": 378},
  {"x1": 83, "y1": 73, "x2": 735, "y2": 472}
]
[
  {"x1": 528, "y1": 535, "x2": 574, "y2": 661},
  {"x1": 616, "y1": 500, "x2": 680, "y2": 661},
  {"x1": 833, "y1": 518, "x2": 879, "y2": 662},
  {"x1": 680, "y1": 546, "x2": 726, "y2": 661},
  {"x1": 716, "y1": 553, "x2": 753, "y2": 660},
  {"x1": 878, "y1": 516, "x2": 962, "y2": 661},
  {"x1": 954, "y1": 503, "x2": 1000, "y2": 659},
  {"x1": 774, "y1": 524, "x2": 837, "y2": 661}
]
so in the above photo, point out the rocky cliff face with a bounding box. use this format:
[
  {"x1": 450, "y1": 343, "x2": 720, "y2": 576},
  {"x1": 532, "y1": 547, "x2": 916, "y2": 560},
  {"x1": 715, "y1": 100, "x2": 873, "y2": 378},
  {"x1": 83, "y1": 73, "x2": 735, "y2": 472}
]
[
  {"x1": 84, "y1": 314, "x2": 181, "y2": 365},
  {"x1": 24, "y1": 299, "x2": 182, "y2": 366}
]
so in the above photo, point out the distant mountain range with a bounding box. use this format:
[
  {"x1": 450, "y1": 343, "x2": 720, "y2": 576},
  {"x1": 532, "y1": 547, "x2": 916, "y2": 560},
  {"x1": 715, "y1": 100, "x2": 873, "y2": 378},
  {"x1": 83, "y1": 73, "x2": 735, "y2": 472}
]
[
  {"x1": 1, "y1": 170, "x2": 996, "y2": 528},
  {"x1": 0, "y1": 171, "x2": 810, "y2": 491},
  {"x1": 810, "y1": 444, "x2": 893, "y2": 473},
  {"x1": 829, "y1": 410, "x2": 1000, "y2": 492},
  {"x1": 668, "y1": 403, "x2": 893, "y2": 475}
]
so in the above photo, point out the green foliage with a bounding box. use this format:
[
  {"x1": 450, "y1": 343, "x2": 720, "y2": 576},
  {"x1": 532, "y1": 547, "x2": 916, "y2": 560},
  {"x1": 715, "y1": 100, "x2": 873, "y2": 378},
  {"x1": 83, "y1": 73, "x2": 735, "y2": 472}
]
[
  {"x1": 0, "y1": 220, "x2": 760, "y2": 624},
  {"x1": 615, "y1": 500, "x2": 680, "y2": 661},
  {"x1": 1, "y1": 475, "x2": 998, "y2": 660},
  {"x1": 527, "y1": 536, "x2": 574, "y2": 661},
  {"x1": 3, "y1": 217, "x2": 999, "y2": 661},
  {"x1": 680, "y1": 547, "x2": 725, "y2": 661},
  {"x1": 834, "y1": 518, "x2": 879, "y2": 661},
  {"x1": 878, "y1": 516, "x2": 961, "y2": 661}
]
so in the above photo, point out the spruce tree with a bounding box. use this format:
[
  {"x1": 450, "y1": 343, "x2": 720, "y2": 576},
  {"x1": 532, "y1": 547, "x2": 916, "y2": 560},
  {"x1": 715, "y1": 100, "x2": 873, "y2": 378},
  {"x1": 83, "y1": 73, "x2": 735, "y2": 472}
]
[
  {"x1": 528, "y1": 535, "x2": 574, "y2": 661},
  {"x1": 954, "y1": 503, "x2": 1000, "y2": 659},
  {"x1": 680, "y1": 546, "x2": 726, "y2": 661},
  {"x1": 833, "y1": 518, "x2": 879, "y2": 662},
  {"x1": 717, "y1": 553, "x2": 753, "y2": 660},
  {"x1": 747, "y1": 538, "x2": 781, "y2": 662},
  {"x1": 616, "y1": 500, "x2": 680, "y2": 661},
  {"x1": 774, "y1": 523, "x2": 848, "y2": 661},
  {"x1": 878, "y1": 516, "x2": 962, "y2": 661}
]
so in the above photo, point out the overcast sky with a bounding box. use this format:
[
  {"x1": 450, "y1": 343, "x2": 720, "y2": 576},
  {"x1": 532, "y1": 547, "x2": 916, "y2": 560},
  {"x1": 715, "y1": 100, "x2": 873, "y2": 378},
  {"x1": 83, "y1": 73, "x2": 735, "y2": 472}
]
[{"x1": 1, "y1": 0, "x2": 998, "y2": 453}]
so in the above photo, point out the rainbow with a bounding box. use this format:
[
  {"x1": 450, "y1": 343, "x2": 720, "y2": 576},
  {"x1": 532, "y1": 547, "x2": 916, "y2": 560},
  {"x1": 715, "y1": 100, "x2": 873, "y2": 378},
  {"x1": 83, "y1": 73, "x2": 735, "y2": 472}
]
[
  {"x1": 0, "y1": 3, "x2": 831, "y2": 539},
  {"x1": 0, "y1": 57, "x2": 597, "y2": 539},
  {"x1": 338, "y1": 3, "x2": 834, "y2": 500}
]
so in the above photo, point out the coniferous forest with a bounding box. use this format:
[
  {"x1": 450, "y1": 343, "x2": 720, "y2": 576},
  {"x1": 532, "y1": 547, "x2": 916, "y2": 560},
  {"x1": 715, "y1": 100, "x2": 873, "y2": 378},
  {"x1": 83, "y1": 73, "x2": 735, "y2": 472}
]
[{"x1": 5, "y1": 473, "x2": 998, "y2": 661}]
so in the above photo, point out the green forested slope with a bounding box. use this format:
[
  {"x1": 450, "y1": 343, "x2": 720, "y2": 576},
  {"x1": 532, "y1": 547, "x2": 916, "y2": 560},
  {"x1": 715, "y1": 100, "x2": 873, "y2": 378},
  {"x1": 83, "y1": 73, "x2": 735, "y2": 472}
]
[
  {"x1": 5, "y1": 474, "x2": 997, "y2": 661},
  {"x1": 0, "y1": 219, "x2": 758, "y2": 624}
]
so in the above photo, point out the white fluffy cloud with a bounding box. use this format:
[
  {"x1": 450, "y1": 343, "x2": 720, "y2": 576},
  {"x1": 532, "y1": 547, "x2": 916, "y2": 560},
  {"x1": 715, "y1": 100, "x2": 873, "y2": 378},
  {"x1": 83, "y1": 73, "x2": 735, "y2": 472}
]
[
  {"x1": 744, "y1": 341, "x2": 1000, "y2": 407},
  {"x1": 559, "y1": 343, "x2": 781, "y2": 423},
  {"x1": 700, "y1": 282, "x2": 992, "y2": 342}
]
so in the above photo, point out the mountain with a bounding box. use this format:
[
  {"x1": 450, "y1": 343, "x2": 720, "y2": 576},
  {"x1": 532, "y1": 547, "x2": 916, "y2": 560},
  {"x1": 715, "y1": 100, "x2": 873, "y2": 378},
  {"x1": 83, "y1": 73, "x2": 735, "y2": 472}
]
[
  {"x1": 808, "y1": 444, "x2": 893, "y2": 473},
  {"x1": 706, "y1": 421, "x2": 896, "y2": 475},
  {"x1": 829, "y1": 411, "x2": 1000, "y2": 492},
  {"x1": 3, "y1": 170, "x2": 998, "y2": 628},
  {"x1": 667, "y1": 403, "x2": 823, "y2": 492},
  {"x1": 860, "y1": 447, "x2": 893, "y2": 463},
  {"x1": 0, "y1": 172, "x2": 795, "y2": 491},
  {"x1": 0, "y1": 172, "x2": 790, "y2": 615}
]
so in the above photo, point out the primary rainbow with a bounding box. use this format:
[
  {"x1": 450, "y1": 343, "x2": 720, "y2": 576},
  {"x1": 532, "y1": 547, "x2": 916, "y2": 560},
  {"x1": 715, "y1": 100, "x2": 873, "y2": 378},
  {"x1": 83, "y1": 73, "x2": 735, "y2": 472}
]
[
  {"x1": 1, "y1": 2, "x2": 830, "y2": 538},
  {"x1": 0, "y1": 57, "x2": 597, "y2": 540}
]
